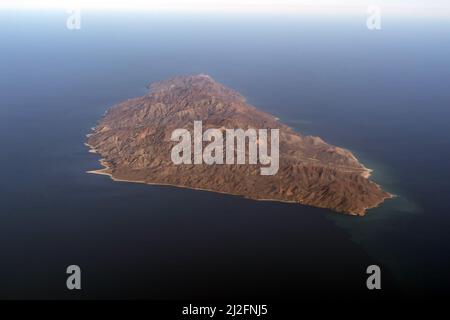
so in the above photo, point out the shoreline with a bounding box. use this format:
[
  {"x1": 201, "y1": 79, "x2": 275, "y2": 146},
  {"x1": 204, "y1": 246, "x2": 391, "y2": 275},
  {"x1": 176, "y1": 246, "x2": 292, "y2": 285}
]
[{"x1": 85, "y1": 142, "x2": 393, "y2": 216}]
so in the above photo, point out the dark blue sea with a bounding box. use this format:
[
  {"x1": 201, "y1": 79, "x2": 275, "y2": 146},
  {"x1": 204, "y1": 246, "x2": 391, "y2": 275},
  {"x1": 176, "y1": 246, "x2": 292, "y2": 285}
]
[{"x1": 0, "y1": 11, "x2": 449, "y2": 299}]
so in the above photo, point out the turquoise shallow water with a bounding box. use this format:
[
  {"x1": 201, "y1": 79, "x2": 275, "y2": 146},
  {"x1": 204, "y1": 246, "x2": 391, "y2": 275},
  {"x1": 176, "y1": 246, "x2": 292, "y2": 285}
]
[{"x1": 0, "y1": 11, "x2": 449, "y2": 298}]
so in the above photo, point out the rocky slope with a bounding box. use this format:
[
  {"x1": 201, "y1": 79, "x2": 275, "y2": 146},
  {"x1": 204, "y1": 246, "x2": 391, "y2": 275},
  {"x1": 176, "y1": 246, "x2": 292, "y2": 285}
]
[{"x1": 86, "y1": 74, "x2": 392, "y2": 215}]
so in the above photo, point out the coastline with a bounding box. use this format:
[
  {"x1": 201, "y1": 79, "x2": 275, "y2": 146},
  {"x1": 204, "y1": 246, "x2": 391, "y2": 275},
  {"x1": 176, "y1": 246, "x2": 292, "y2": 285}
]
[{"x1": 85, "y1": 141, "x2": 392, "y2": 215}]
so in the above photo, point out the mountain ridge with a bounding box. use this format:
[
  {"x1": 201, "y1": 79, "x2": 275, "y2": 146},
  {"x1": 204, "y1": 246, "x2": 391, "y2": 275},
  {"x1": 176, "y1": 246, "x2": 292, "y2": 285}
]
[{"x1": 86, "y1": 74, "x2": 392, "y2": 215}]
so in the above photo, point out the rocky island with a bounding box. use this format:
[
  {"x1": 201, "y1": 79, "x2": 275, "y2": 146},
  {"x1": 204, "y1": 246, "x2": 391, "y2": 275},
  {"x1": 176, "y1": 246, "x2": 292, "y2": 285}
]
[{"x1": 86, "y1": 74, "x2": 392, "y2": 215}]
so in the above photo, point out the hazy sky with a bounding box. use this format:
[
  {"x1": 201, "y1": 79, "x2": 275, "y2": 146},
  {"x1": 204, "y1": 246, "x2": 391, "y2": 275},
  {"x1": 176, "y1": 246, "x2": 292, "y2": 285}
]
[{"x1": 0, "y1": 0, "x2": 449, "y2": 17}]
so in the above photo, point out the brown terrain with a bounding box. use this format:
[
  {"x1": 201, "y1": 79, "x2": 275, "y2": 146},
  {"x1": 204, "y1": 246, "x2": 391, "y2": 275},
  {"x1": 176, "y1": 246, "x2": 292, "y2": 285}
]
[{"x1": 86, "y1": 74, "x2": 392, "y2": 215}]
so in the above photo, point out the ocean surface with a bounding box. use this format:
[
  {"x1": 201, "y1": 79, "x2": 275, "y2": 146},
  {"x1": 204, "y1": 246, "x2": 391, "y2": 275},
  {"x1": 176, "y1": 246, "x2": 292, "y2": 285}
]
[{"x1": 0, "y1": 11, "x2": 449, "y2": 299}]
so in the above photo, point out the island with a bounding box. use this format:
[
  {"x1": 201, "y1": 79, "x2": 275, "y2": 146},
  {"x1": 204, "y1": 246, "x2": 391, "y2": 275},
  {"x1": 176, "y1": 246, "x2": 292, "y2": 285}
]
[{"x1": 86, "y1": 74, "x2": 392, "y2": 215}]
